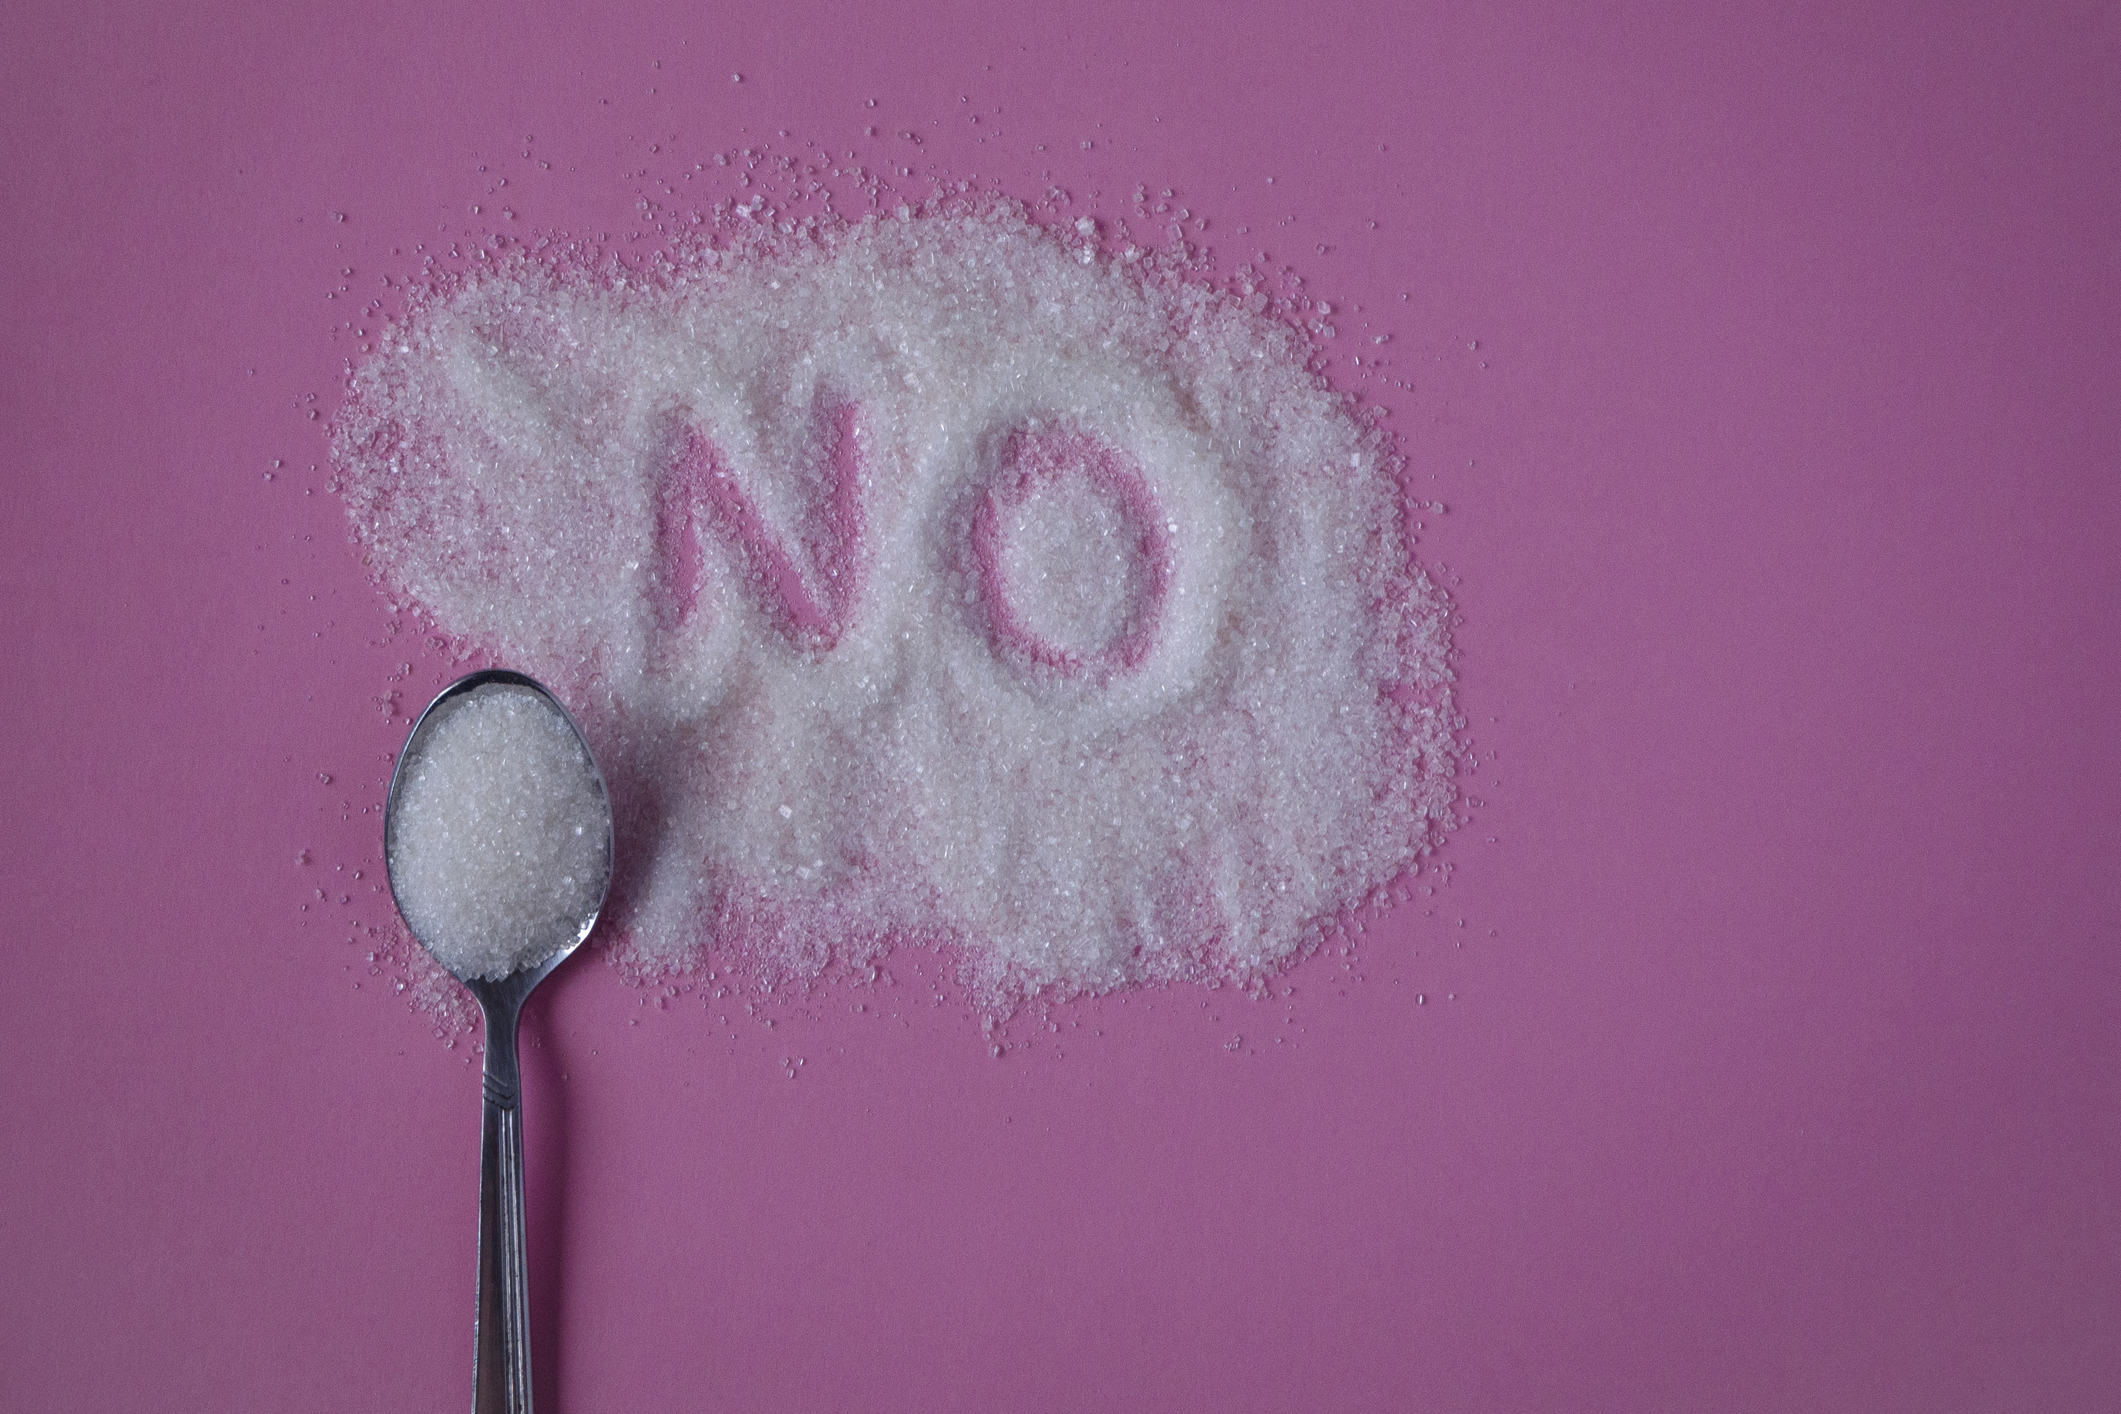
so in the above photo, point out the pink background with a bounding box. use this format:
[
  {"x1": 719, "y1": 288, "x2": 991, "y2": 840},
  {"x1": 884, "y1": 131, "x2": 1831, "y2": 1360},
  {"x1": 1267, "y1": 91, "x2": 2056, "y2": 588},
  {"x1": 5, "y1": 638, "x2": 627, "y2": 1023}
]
[{"x1": 4, "y1": 2, "x2": 2118, "y2": 1410}]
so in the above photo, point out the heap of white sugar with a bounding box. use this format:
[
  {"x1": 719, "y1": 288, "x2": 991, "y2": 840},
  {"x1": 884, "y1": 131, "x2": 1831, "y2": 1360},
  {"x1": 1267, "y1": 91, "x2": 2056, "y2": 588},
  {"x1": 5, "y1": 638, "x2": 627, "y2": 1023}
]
[
  {"x1": 388, "y1": 684, "x2": 612, "y2": 981},
  {"x1": 336, "y1": 195, "x2": 1458, "y2": 1004}
]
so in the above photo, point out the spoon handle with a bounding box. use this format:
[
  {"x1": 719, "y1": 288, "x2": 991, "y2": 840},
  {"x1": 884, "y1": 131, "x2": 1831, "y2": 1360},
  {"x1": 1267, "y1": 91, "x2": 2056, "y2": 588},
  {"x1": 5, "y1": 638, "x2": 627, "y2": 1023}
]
[{"x1": 475, "y1": 995, "x2": 533, "y2": 1414}]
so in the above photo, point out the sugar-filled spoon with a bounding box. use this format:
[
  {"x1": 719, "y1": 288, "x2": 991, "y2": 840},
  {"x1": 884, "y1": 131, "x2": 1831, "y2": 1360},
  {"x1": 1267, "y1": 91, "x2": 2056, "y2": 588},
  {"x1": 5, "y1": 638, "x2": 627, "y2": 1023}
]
[{"x1": 385, "y1": 669, "x2": 613, "y2": 1414}]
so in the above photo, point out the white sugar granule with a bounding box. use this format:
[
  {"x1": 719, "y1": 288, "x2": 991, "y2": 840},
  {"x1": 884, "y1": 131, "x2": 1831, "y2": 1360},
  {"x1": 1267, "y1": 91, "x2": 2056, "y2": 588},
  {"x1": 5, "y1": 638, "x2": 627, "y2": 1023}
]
[
  {"x1": 388, "y1": 684, "x2": 612, "y2": 981},
  {"x1": 336, "y1": 196, "x2": 1458, "y2": 1005}
]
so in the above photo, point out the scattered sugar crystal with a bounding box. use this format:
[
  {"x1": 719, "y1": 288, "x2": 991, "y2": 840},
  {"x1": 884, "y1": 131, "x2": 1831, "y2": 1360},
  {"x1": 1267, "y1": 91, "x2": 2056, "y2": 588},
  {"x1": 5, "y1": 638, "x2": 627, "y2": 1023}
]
[
  {"x1": 335, "y1": 196, "x2": 1458, "y2": 1005},
  {"x1": 387, "y1": 684, "x2": 612, "y2": 981}
]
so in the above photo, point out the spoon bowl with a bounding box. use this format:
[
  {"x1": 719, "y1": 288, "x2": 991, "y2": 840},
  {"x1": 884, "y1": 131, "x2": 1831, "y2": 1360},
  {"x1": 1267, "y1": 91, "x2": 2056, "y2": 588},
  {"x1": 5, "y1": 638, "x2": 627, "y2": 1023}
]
[{"x1": 385, "y1": 669, "x2": 613, "y2": 1414}]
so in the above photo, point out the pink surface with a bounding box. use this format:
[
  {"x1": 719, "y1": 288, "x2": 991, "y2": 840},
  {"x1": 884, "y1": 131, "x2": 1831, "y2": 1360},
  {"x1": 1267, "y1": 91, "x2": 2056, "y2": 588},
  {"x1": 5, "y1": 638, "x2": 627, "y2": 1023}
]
[{"x1": 4, "y1": 3, "x2": 2118, "y2": 1410}]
